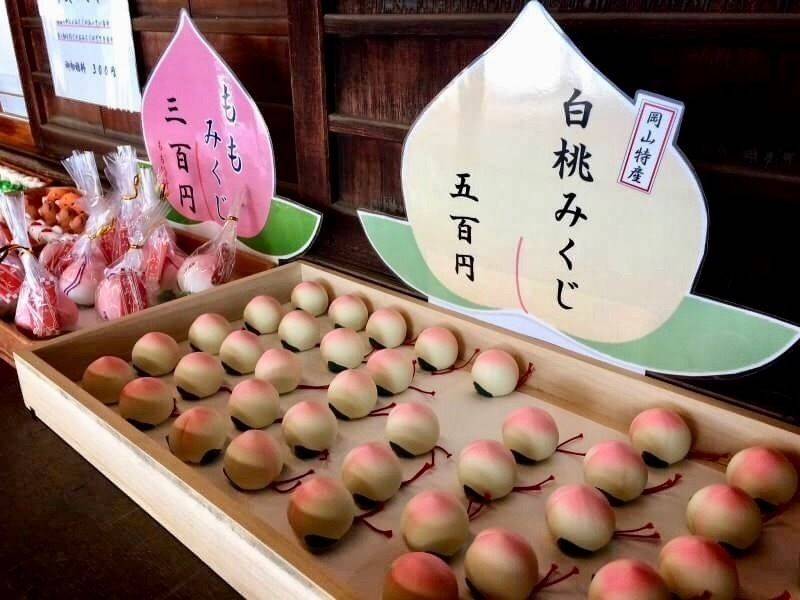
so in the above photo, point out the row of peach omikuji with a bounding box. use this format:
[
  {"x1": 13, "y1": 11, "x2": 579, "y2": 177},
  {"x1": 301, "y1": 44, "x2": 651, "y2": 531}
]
[{"x1": 77, "y1": 281, "x2": 798, "y2": 599}]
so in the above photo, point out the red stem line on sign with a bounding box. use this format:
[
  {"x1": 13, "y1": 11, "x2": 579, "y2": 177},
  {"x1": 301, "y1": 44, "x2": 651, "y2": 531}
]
[
  {"x1": 516, "y1": 362, "x2": 535, "y2": 389},
  {"x1": 642, "y1": 473, "x2": 683, "y2": 495},
  {"x1": 515, "y1": 237, "x2": 530, "y2": 314},
  {"x1": 513, "y1": 474, "x2": 555, "y2": 493},
  {"x1": 271, "y1": 469, "x2": 314, "y2": 493},
  {"x1": 531, "y1": 564, "x2": 580, "y2": 595},
  {"x1": 355, "y1": 507, "x2": 393, "y2": 538},
  {"x1": 431, "y1": 348, "x2": 481, "y2": 376},
  {"x1": 614, "y1": 522, "x2": 661, "y2": 541},
  {"x1": 555, "y1": 433, "x2": 586, "y2": 456}
]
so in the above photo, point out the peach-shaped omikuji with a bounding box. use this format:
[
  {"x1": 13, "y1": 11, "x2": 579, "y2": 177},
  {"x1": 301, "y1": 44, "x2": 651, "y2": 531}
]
[
  {"x1": 228, "y1": 378, "x2": 280, "y2": 430},
  {"x1": 382, "y1": 552, "x2": 459, "y2": 600},
  {"x1": 464, "y1": 528, "x2": 540, "y2": 600},
  {"x1": 726, "y1": 446, "x2": 798, "y2": 508},
  {"x1": 219, "y1": 329, "x2": 263, "y2": 375},
  {"x1": 458, "y1": 439, "x2": 517, "y2": 501},
  {"x1": 131, "y1": 331, "x2": 180, "y2": 376},
  {"x1": 629, "y1": 408, "x2": 692, "y2": 467},
  {"x1": 60, "y1": 253, "x2": 105, "y2": 306},
  {"x1": 167, "y1": 406, "x2": 227, "y2": 464},
  {"x1": 685, "y1": 483, "x2": 761, "y2": 551},
  {"x1": 188, "y1": 313, "x2": 230, "y2": 354},
  {"x1": 329, "y1": 294, "x2": 369, "y2": 331},
  {"x1": 119, "y1": 377, "x2": 178, "y2": 428},
  {"x1": 401, "y1": 489, "x2": 469, "y2": 557},
  {"x1": 583, "y1": 440, "x2": 648, "y2": 504},
  {"x1": 223, "y1": 429, "x2": 284, "y2": 491},
  {"x1": 243, "y1": 295, "x2": 282, "y2": 334},
  {"x1": 320, "y1": 327, "x2": 366, "y2": 372},
  {"x1": 278, "y1": 309, "x2": 320, "y2": 352},
  {"x1": 176, "y1": 253, "x2": 217, "y2": 294},
  {"x1": 287, "y1": 475, "x2": 356, "y2": 552},
  {"x1": 281, "y1": 400, "x2": 338, "y2": 459},
  {"x1": 367, "y1": 348, "x2": 414, "y2": 396},
  {"x1": 366, "y1": 308, "x2": 407, "y2": 349},
  {"x1": 502, "y1": 406, "x2": 559, "y2": 462},
  {"x1": 254, "y1": 347, "x2": 302, "y2": 394},
  {"x1": 414, "y1": 326, "x2": 459, "y2": 371},
  {"x1": 546, "y1": 484, "x2": 615, "y2": 554},
  {"x1": 291, "y1": 281, "x2": 329, "y2": 316},
  {"x1": 81, "y1": 355, "x2": 136, "y2": 405},
  {"x1": 327, "y1": 369, "x2": 378, "y2": 420},
  {"x1": 342, "y1": 442, "x2": 403, "y2": 507},
  {"x1": 385, "y1": 402, "x2": 440, "y2": 457},
  {"x1": 588, "y1": 559, "x2": 670, "y2": 600},
  {"x1": 173, "y1": 351, "x2": 225, "y2": 399},
  {"x1": 472, "y1": 349, "x2": 519, "y2": 397},
  {"x1": 658, "y1": 535, "x2": 739, "y2": 600}
]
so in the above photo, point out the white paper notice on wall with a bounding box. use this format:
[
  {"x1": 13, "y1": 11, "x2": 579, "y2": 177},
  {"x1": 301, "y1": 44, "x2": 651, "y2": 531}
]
[
  {"x1": 618, "y1": 92, "x2": 684, "y2": 194},
  {"x1": 36, "y1": 0, "x2": 141, "y2": 112}
]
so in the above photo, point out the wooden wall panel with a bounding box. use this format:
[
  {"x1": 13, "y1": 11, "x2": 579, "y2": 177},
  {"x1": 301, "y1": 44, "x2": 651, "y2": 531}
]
[{"x1": 190, "y1": 0, "x2": 286, "y2": 18}]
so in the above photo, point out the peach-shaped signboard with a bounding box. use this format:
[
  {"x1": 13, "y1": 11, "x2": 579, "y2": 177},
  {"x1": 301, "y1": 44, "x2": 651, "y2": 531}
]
[
  {"x1": 141, "y1": 10, "x2": 274, "y2": 238},
  {"x1": 359, "y1": 1, "x2": 798, "y2": 376}
]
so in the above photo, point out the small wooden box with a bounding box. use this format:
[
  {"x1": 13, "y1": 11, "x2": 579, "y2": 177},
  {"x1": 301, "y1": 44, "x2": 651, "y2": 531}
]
[
  {"x1": 0, "y1": 229, "x2": 273, "y2": 365},
  {"x1": 14, "y1": 261, "x2": 800, "y2": 599}
]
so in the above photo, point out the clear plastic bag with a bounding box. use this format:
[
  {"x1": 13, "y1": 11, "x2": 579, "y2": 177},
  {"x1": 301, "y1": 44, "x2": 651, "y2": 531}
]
[
  {"x1": 94, "y1": 167, "x2": 170, "y2": 320},
  {"x1": 59, "y1": 151, "x2": 116, "y2": 306},
  {"x1": 0, "y1": 192, "x2": 78, "y2": 338},
  {"x1": 103, "y1": 145, "x2": 139, "y2": 262},
  {"x1": 39, "y1": 234, "x2": 78, "y2": 277},
  {"x1": 176, "y1": 193, "x2": 242, "y2": 294},
  {"x1": 137, "y1": 169, "x2": 185, "y2": 297}
]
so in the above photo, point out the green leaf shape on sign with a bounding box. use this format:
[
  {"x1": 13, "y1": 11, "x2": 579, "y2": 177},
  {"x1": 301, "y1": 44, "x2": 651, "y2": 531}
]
[
  {"x1": 577, "y1": 295, "x2": 799, "y2": 376},
  {"x1": 358, "y1": 210, "x2": 799, "y2": 376},
  {"x1": 358, "y1": 211, "x2": 491, "y2": 311},
  {"x1": 168, "y1": 196, "x2": 321, "y2": 261}
]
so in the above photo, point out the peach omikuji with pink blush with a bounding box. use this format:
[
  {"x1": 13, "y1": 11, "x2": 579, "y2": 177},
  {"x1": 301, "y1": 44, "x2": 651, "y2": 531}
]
[
  {"x1": 254, "y1": 347, "x2": 302, "y2": 394},
  {"x1": 218, "y1": 329, "x2": 263, "y2": 375},
  {"x1": 223, "y1": 430, "x2": 312, "y2": 492},
  {"x1": 401, "y1": 489, "x2": 469, "y2": 557},
  {"x1": 174, "y1": 351, "x2": 225, "y2": 399},
  {"x1": 588, "y1": 559, "x2": 669, "y2": 600},
  {"x1": 472, "y1": 348, "x2": 534, "y2": 398},
  {"x1": 366, "y1": 308, "x2": 408, "y2": 349},
  {"x1": 167, "y1": 406, "x2": 227, "y2": 464},
  {"x1": 326, "y1": 369, "x2": 378, "y2": 420},
  {"x1": 131, "y1": 331, "x2": 181, "y2": 376},
  {"x1": 278, "y1": 309, "x2": 320, "y2": 352},
  {"x1": 382, "y1": 552, "x2": 459, "y2": 600},
  {"x1": 464, "y1": 528, "x2": 579, "y2": 600},
  {"x1": 502, "y1": 406, "x2": 586, "y2": 463},
  {"x1": 583, "y1": 440, "x2": 682, "y2": 505},
  {"x1": 413, "y1": 326, "x2": 459, "y2": 372},
  {"x1": 281, "y1": 400, "x2": 338, "y2": 460},
  {"x1": 629, "y1": 407, "x2": 693, "y2": 468},
  {"x1": 228, "y1": 378, "x2": 280, "y2": 431},
  {"x1": 658, "y1": 535, "x2": 739, "y2": 600},
  {"x1": 367, "y1": 349, "x2": 414, "y2": 396},
  {"x1": 291, "y1": 281, "x2": 329, "y2": 317},
  {"x1": 287, "y1": 475, "x2": 392, "y2": 553},
  {"x1": 81, "y1": 356, "x2": 136, "y2": 405},
  {"x1": 385, "y1": 402, "x2": 447, "y2": 459},
  {"x1": 243, "y1": 295, "x2": 282, "y2": 335},
  {"x1": 188, "y1": 313, "x2": 231, "y2": 354},
  {"x1": 119, "y1": 377, "x2": 179, "y2": 429},
  {"x1": 329, "y1": 294, "x2": 369, "y2": 331},
  {"x1": 545, "y1": 483, "x2": 661, "y2": 556},
  {"x1": 320, "y1": 327, "x2": 366, "y2": 372},
  {"x1": 726, "y1": 446, "x2": 798, "y2": 511},
  {"x1": 457, "y1": 439, "x2": 554, "y2": 519},
  {"x1": 686, "y1": 483, "x2": 762, "y2": 551}
]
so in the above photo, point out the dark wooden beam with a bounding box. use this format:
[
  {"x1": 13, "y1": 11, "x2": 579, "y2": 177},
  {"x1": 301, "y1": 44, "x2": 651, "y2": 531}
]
[
  {"x1": 329, "y1": 113, "x2": 407, "y2": 144},
  {"x1": 287, "y1": 0, "x2": 332, "y2": 210}
]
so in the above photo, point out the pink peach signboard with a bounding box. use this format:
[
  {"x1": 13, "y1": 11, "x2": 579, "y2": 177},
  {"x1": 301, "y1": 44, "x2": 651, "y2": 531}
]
[{"x1": 141, "y1": 10, "x2": 275, "y2": 238}]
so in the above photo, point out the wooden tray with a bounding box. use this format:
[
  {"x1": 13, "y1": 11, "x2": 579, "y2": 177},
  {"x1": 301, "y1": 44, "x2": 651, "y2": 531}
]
[
  {"x1": 0, "y1": 228, "x2": 273, "y2": 365},
  {"x1": 14, "y1": 261, "x2": 800, "y2": 599}
]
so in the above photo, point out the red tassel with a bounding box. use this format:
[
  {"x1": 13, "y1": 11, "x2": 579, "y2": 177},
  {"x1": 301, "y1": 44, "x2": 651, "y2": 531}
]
[
  {"x1": 367, "y1": 402, "x2": 396, "y2": 417},
  {"x1": 614, "y1": 522, "x2": 661, "y2": 541},
  {"x1": 513, "y1": 474, "x2": 555, "y2": 493},
  {"x1": 296, "y1": 384, "x2": 330, "y2": 390},
  {"x1": 642, "y1": 473, "x2": 682, "y2": 496},
  {"x1": 531, "y1": 564, "x2": 580, "y2": 595},
  {"x1": 271, "y1": 469, "x2": 314, "y2": 494},
  {"x1": 355, "y1": 506, "x2": 393, "y2": 538},
  {"x1": 556, "y1": 433, "x2": 586, "y2": 456},
  {"x1": 409, "y1": 385, "x2": 436, "y2": 397},
  {"x1": 515, "y1": 362, "x2": 536, "y2": 389},
  {"x1": 431, "y1": 348, "x2": 481, "y2": 375},
  {"x1": 688, "y1": 450, "x2": 731, "y2": 465}
]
